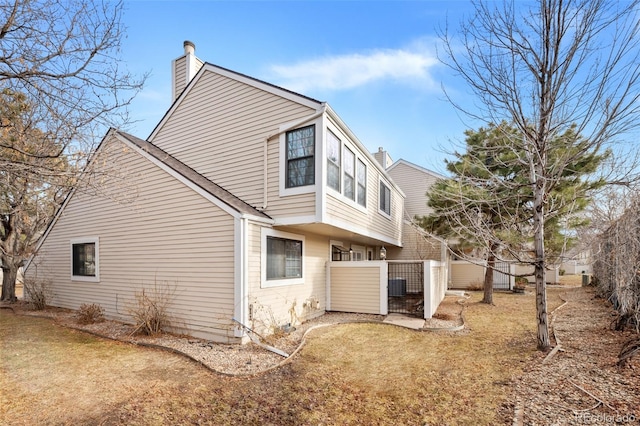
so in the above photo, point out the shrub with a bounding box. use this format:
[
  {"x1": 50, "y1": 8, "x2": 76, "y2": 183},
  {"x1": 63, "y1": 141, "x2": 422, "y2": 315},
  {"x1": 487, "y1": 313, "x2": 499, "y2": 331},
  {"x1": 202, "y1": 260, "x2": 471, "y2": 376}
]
[
  {"x1": 515, "y1": 277, "x2": 528, "y2": 287},
  {"x1": 467, "y1": 281, "x2": 484, "y2": 291},
  {"x1": 128, "y1": 280, "x2": 175, "y2": 336},
  {"x1": 22, "y1": 278, "x2": 51, "y2": 310},
  {"x1": 76, "y1": 303, "x2": 105, "y2": 324}
]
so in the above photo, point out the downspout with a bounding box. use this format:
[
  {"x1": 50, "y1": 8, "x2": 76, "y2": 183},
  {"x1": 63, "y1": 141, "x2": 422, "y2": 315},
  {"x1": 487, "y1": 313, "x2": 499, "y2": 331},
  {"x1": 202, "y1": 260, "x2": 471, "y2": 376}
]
[
  {"x1": 261, "y1": 104, "x2": 327, "y2": 210},
  {"x1": 234, "y1": 216, "x2": 250, "y2": 341}
]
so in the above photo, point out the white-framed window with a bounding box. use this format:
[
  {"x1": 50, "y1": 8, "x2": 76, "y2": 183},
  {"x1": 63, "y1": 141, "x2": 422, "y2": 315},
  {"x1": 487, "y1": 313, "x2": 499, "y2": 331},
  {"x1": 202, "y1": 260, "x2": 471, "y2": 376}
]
[
  {"x1": 351, "y1": 244, "x2": 366, "y2": 261},
  {"x1": 70, "y1": 237, "x2": 100, "y2": 282},
  {"x1": 286, "y1": 125, "x2": 315, "y2": 188},
  {"x1": 261, "y1": 228, "x2": 305, "y2": 288},
  {"x1": 325, "y1": 125, "x2": 368, "y2": 209},
  {"x1": 357, "y1": 159, "x2": 367, "y2": 207},
  {"x1": 343, "y1": 146, "x2": 355, "y2": 201},
  {"x1": 326, "y1": 130, "x2": 341, "y2": 192},
  {"x1": 379, "y1": 181, "x2": 391, "y2": 216}
]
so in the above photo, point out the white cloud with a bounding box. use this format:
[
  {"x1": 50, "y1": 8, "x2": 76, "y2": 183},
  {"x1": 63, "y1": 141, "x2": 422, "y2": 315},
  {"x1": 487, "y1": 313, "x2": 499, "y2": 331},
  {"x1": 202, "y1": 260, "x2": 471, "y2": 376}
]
[{"x1": 268, "y1": 43, "x2": 439, "y2": 93}]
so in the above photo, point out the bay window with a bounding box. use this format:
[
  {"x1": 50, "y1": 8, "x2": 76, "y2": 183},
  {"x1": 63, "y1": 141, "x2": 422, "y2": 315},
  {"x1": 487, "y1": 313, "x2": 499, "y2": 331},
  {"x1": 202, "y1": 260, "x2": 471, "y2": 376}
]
[
  {"x1": 343, "y1": 146, "x2": 355, "y2": 201},
  {"x1": 327, "y1": 130, "x2": 341, "y2": 191}
]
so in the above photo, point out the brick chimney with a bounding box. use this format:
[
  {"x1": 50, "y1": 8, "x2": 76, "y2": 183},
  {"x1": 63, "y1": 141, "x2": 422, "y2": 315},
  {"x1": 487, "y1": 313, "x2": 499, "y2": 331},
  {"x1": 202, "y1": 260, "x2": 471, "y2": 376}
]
[{"x1": 171, "y1": 40, "x2": 204, "y2": 101}]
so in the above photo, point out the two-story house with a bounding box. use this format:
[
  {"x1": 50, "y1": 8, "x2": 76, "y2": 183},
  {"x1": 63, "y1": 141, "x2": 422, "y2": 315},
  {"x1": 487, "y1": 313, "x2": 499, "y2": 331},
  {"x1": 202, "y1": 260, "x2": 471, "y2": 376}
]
[{"x1": 25, "y1": 41, "x2": 447, "y2": 343}]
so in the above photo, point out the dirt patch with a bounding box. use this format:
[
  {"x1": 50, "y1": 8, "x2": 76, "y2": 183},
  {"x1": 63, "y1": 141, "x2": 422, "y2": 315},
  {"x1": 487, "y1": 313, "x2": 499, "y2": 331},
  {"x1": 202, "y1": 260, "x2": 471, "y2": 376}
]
[{"x1": 425, "y1": 293, "x2": 466, "y2": 328}]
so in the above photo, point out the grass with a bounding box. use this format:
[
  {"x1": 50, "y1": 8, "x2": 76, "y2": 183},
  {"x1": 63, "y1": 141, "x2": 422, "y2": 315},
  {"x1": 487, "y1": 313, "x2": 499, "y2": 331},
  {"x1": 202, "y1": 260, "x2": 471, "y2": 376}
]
[
  {"x1": 0, "y1": 288, "x2": 565, "y2": 425},
  {"x1": 559, "y1": 273, "x2": 586, "y2": 286},
  {"x1": 0, "y1": 311, "x2": 202, "y2": 425}
]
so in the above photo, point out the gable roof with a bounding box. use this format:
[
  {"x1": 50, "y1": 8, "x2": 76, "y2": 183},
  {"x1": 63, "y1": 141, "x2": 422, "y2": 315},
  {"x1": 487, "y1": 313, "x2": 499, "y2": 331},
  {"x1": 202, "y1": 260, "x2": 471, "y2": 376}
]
[
  {"x1": 149, "y1": 62, "x2": 323, "y2": 142},
  {"x1": 26, "y1": 129, "x2": 273, "y2": 270},
  {"x1": 115, "y1": 130, "x2": 272, "y2": 221},
  {"x1": 146, "y1": 56, "x2": 406, "y2": 199},
  {"x1": 387, "y1": 158, "x2": 446, "y2": 180}
]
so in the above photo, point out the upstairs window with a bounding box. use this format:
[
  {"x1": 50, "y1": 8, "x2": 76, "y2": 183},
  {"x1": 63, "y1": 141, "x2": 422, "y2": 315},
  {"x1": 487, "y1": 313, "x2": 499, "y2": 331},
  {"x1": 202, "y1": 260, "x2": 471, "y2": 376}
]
[
  {"x1": 286, "y1": 125, "x2": 315, "y2": 188},
  {"x1": 357, "y1": 159, "x2": 367, "y2": 207},
  {"x1": 326, "y1": 130, "x2": 341, "y2": 192},
  {"x1": 343, "y1": 146, "x2": 355, "y2": 200},
  {"x1": 379, "y1": 181, "x2": 391, "y2": 216},
  {"x1": 324, "y1": 127, "x2": 367, "y2": 209}
]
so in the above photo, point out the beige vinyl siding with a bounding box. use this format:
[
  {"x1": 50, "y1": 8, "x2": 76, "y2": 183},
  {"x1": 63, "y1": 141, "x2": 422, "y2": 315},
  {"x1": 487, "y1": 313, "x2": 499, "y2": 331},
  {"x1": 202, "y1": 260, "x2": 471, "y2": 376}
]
[
  {"x1": 329, "y1": 264, "x2": 384, "y2": 314},
  {"x1": 424, "y1": 260, "x2": 448, "y2": 318},
  {"x1": 387, "y1": 222, "x2": 443, "y2": 261},
  {"x1": 246, "y1": 226, "x2": 326, "y2": 335},
  {"x1": 387, "y1": 161, "x2": 440, "y2": 220},
  {"x1": 324, "y1": 155, "x2": 403, "y2": 245},
  {"x1": 26, "y1": 138, "x2": 238, "y2": 342},
  {"x1": 152, "y1": 71, "x2": 317, "y2": 212},
  {"x1": 173, "y1": 56, "x2": 187, "y2": 100},
  {"x1": 450, "y1": 260, "x2": 486, "y2": 289},
  {"x1": 264, "y1": 131, "x2": 316, "y2": 218},
  {"x1": 173, "y1": 55, "x2": 205, "y2": 100}
]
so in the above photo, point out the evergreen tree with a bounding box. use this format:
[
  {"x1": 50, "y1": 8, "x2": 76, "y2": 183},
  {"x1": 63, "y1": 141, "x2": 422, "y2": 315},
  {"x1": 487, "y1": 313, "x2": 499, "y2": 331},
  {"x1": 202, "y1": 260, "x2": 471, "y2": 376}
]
[
  {"x1": 421, "y1": 122, "x2": 606, "y2": 305},
  {"x1": 0, "y1": 89, "x2": 71, "y2": 301}
]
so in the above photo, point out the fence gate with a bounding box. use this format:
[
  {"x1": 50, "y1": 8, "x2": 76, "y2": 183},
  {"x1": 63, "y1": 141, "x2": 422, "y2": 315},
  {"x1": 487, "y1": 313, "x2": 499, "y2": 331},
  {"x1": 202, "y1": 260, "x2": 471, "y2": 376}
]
[
  {"x1": 388, "y1": 262, "x2": 424, "y2": 317},
  {"x1": 493, "y1": 261, "x2": 511, "y2": 290}
]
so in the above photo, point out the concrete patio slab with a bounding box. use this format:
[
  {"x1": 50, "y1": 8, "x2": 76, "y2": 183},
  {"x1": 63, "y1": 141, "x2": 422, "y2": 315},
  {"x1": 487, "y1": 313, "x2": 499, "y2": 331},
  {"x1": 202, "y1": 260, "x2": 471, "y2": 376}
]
[{"x1": 383, "y1": 313, "x2": 425, "y2": 330}]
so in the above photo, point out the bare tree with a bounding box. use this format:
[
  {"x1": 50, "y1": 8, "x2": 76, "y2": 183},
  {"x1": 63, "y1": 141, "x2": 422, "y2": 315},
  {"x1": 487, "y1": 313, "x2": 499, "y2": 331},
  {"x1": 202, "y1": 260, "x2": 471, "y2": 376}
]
[
  {"x1": 440, "y1": 0, "x2": 640, "y2": 350},
  {"x1": 0, "y1": 0, "x2": 146, "y2": 301}
]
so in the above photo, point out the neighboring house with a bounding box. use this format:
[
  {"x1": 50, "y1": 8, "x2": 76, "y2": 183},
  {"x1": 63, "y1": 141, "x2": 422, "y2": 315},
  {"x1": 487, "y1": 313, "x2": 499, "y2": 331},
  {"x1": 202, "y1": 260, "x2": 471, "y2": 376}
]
[
  {"x1": 25, "y1": 41, "x2": 447, "y2": 343},
  {"x1": 559, "y1": 248, "x2": 592, "y2": 275},
  {"x1": 371, "y1": 150, "x2": 448, "y2": 262},
  {"x1": 374, "y1": 151, "x2": 519, "y2": 290}
]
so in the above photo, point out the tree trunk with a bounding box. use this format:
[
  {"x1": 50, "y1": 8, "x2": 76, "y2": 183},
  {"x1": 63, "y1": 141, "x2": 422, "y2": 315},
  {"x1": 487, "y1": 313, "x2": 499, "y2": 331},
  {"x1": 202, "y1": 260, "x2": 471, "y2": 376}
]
[
  {"x1": 1, "y1": 264, "x2": 19, "y2": 302},
  {"x1": 482, "y1": 251, "x2": 496, "y2": 304},
  {"x1": 533, "y1": 170, "x2": 550, "y2": 350}
]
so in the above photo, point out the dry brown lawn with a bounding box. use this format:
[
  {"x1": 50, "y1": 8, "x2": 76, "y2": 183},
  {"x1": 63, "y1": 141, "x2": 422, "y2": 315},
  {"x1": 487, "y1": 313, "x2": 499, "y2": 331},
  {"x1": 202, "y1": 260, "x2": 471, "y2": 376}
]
[
  {"x1": 0, "y1": 288, "x2": 612, "y2": 425},
  {"x1": 558, "y1": 273, "x2": 586, "y2": 286}
]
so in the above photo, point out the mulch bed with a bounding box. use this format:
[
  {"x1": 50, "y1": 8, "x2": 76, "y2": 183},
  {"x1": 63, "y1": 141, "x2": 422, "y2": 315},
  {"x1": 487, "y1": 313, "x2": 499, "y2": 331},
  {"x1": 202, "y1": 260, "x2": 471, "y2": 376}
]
[{"x1": 508, "y1": 286, "x2": 640, "y2": 425}]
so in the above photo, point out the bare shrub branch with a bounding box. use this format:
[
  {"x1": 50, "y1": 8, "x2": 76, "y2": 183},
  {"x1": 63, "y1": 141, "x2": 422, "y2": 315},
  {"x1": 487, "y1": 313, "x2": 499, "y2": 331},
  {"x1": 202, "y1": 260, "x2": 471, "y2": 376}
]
[{"x1": 128, "y1": 280, "x2": 176, "y2": 336}]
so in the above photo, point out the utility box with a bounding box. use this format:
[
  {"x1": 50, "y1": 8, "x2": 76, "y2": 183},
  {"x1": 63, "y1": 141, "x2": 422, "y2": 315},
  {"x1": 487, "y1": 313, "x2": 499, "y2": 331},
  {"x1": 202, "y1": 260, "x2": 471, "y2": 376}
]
[
  {"x1": 582, "y1": 273, "x2": 589, "y2": 286},
  {"x1": 388, "y1": 278, "x2": 407, "y2": 297}
]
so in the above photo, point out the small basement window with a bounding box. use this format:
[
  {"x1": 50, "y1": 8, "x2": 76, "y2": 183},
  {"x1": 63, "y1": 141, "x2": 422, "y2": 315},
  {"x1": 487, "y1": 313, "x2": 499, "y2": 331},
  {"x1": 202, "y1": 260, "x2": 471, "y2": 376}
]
[{"x1": 71, "y1": 237, "x2": 99, "y2": 282}]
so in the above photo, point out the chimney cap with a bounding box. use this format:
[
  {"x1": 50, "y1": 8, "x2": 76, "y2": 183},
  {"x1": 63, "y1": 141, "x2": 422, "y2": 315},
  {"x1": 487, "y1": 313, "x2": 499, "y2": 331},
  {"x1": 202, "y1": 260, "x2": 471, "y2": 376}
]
[{"x1": 183, "y1": 40, "x2": 195, "y2": 55}]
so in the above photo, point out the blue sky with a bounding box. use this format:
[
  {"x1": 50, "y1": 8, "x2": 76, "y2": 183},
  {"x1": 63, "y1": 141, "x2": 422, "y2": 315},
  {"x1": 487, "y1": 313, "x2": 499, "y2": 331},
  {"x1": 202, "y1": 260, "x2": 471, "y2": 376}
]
[{"x1": 120, "y1": 1, "x2": 479, "y2": 173}]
